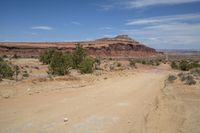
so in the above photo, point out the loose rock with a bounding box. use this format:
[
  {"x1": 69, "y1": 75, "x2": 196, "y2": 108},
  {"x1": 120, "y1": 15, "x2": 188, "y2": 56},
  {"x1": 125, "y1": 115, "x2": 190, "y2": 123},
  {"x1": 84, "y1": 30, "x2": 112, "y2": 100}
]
[{"x1": 64, "y1": 117, "x2": 68, "y2": 122}]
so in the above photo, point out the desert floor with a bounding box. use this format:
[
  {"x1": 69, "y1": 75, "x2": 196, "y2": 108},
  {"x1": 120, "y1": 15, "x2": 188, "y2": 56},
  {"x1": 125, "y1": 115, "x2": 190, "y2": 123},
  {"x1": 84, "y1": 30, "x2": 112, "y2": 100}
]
[{"x1": 0, "y1": 59, "x2": 200, "y2": 133}]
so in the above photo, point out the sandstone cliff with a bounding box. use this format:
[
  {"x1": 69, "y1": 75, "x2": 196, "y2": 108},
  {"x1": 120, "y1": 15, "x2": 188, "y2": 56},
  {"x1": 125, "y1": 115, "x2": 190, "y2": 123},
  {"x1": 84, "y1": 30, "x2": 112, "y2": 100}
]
[{"x1": 0, "y1": 35, "x2": 158, "y2": 58}]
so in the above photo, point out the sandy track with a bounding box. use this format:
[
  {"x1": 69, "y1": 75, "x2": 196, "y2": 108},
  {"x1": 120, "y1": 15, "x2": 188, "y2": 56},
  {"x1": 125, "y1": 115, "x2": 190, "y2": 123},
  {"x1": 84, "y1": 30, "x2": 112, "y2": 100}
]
[{"x1": 0, "y1": 70, "x2": 168, "y2": 133}]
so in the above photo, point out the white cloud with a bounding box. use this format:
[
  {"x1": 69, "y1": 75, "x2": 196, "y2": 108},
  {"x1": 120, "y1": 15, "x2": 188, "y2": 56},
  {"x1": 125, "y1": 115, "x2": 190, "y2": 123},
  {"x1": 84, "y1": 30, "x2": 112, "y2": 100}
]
[
  {"x1": 126, "y1": 13, "x2": 200, "y2": 25},
  {"x1": 124, "y1": 0, "x2": 200, "y2": 8},
  {"x1": 122, "y1": 23, "x2": 200, "y2": 49},
  {"x1": 100, "y1": 0, "x2": 200, "y2": 10},
  {"x1": 123, "y1": 13, "x2": 200, "y2": 49},
  {"x1": 31, "y1": 26, "x2": 53, "y2": 30}
]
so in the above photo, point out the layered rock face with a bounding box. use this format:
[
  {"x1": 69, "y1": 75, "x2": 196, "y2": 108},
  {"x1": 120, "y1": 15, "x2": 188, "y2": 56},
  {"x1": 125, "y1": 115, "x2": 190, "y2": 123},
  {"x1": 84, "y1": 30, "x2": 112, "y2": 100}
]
[{"x1": 0, "y1": 35, "x2": 158, "y2": 58}]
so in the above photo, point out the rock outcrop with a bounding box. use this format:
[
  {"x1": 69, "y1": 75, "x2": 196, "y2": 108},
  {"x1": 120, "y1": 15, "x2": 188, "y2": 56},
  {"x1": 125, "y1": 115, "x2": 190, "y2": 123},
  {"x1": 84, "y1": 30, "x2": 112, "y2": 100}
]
[{"x1": 0, "y1": 35, "x2": 159, "y2": 58}]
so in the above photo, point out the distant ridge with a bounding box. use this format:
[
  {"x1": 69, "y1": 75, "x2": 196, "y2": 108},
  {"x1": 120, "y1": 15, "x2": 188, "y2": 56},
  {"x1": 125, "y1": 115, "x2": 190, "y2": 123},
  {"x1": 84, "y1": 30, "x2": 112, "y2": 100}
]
[{"x1": 158, "y1": 49, "x2": 200, "y2": 55}]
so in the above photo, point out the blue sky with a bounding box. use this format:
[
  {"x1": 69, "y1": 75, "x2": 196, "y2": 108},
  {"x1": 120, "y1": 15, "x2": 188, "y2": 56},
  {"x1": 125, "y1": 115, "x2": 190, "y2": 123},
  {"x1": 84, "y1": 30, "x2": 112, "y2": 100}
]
[{"x1": 0, "y1": 0, "x2": 200, "y2": 49}]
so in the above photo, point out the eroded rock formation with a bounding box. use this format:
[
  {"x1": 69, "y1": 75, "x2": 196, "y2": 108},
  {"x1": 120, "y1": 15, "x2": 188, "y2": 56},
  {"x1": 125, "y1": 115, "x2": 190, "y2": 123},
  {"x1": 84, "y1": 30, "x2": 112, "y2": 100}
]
[{"x1": 0, "y1": 35, "x2": 159, "y2": 58}]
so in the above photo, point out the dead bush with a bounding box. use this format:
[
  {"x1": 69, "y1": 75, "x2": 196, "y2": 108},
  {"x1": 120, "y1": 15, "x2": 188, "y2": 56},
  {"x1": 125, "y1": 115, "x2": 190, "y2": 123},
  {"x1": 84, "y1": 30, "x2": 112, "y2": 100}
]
[{"x1": 178, "y1": 73, "x2": 196, "y2": 85}]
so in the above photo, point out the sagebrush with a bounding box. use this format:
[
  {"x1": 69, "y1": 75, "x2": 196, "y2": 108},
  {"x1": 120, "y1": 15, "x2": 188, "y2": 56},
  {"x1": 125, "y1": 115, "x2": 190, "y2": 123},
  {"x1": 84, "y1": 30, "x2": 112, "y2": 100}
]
[{"x1": 79, "y1": 57, "x2": 95, "y2": 74}]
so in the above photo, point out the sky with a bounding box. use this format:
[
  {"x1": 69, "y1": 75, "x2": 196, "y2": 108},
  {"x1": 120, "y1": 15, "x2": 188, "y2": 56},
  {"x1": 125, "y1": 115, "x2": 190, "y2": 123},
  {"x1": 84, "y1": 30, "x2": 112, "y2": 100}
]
[{"x1": 0, "y1": 0, "x2": 200, "y2": 49}]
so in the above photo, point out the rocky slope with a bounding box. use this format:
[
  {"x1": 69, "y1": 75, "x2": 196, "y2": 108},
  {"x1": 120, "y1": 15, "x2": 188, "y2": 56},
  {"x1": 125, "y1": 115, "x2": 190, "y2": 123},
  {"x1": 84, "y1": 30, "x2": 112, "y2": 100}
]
[{"x1": 0, "y1": 35, "x2": 159, "y2": 58}]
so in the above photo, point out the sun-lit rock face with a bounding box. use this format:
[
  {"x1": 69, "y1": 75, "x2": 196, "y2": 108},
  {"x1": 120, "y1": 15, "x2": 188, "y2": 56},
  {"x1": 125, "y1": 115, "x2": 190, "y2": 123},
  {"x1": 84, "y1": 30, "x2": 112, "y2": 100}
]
[
  {"x1": 96, "y1": 35, "x2": 134, "y2": 42},
  {"x1": 0, "y1": 35, "x2": 159, "y2": 58}
]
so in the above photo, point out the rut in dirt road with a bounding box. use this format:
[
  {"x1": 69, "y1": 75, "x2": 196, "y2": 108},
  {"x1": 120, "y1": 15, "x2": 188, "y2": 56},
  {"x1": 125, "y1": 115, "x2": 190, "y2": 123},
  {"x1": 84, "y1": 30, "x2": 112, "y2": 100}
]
[{"x1": 0, "y1": 70, "x2": 168, "y2": 133}]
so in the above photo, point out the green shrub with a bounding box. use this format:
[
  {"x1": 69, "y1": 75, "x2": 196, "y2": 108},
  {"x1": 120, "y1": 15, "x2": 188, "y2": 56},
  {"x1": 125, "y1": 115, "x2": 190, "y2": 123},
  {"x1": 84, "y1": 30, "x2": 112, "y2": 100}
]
[
  {"x1": 63, "y1": 53, "x2": 73, "y2": 67},
  {"x1": 39, "y1": 44, "x2": 100, "y2": 75},
  {"x1": 49, "y1": 52, "x2": 72, "y2": 76},
  {"x1": 168, "y1": 75, "x2": 177, "y2": 82},
  {"x1": 171, "y1": 60, "x2": 200, "y2": 71},
  {"x1": 154, "y1": 60, "x2": 161, "y2": 66},
  {"x1": 129, "y1": 59, "x2": 136, "y2": 67},
  {"x1": 141, "y1": 60, "x2": 146, "y2": 64},
  {"x1": 23, "y1": 73, "x2": 29, "y2": 77},
  {"x1": 72, "y1": 44, "x2": 86, "y2": 69},
  {"x1": 134, "y1": 59, "x2": 161, "y2": 66},
  {"x1": 0, "y1": 61, "x2": 14, "y2": 79},
  {"x1": 155, "y1": 61, "x2": 160, "y2": 66},
  {"x1": 179, "y1": 60, "x2": 190, "y2": 71},
  {"x1": 39, "y1": 48, "x2": 57, "y2": 64},
  {"x1": 0, "y1": 57, "x2": 3, "y2": 62},
  {"x1": 190, "y1": 61, "x2": 200, "y2": 69},
  {"x1": 79, "y1": 57, "x2": 95, "y2": 74},
  {"x1": 22, "y1": 70, "x2": 29, "y2": 77},
  {"x1": 171, "y1": 61, "x2": 179, "y2": 69}
]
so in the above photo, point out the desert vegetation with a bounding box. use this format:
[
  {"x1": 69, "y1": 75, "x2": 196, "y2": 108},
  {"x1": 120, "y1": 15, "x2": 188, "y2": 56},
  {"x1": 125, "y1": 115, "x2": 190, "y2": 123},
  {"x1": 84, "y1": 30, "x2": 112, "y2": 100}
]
[
  {"x1": 0, "y1": 57, "x2": 14, "y2": 80},
  {"x1": 168, "y1": 68, "x2": 200, "y2": 85},
  {"x1": 48, "y1": 52, "x2": 72, "y2": 76},
  {"x1": 40, "y1": 44, "x2": 95, "y2": 75},
  {"x1": 179, "y1": 73, "x2": 196, "y2": 85},
  {"x1": 0, "y1": 56, "x2": 30, "y2": 81},
  {"x1": 128, "y1": 58, "x2": 165, "y2": 66},
  {"x1": 171, "y1": 60, "x2": 200, "y2": 71},
  {"x1": 72, "y1": 44, "x2": 87, "y2": 69},
  {"x1": 167, "y1": 74, "x2": 177, "y2": 82},
  {"x1": 79, "y1": 57, "x2": 95, "y2": 74},
  {"x1": 129, "y1": 59, "x2": 136, "y2": 68},
  {"x1": 39, "y1": 48, "x2": 57, "y2": 64}
]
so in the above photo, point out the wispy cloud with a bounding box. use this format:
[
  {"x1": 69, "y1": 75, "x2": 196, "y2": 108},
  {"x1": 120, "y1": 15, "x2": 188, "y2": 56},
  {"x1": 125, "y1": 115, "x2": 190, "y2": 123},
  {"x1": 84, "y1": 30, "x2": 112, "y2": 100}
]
[
  {"x1": 71, "y1": 21, "x2": 82, "y2": 26},
  {"x1": 99, "y1": 4, "x2": 114, "y2": 11},
  {"x1": 98, "y1": 27, "x2": 113, "y2": 30},
  {"x1": 31, "y1": 26, "x2": 53, "y2": 30},
  {"x1": 123, "y1": 13, "x2": 200, "y2": 49},
  {"x1": 123, "y1": 23, "x2": 200, "y2": 49},
  {"x1": 100, "y1": 0, "x2": 200, "y2": 10},
  {"x1": 126, "y1": 13, "x2": 200, "y2": 25},
  {"x1": 126, "y1": 0, "x2": 200, "y2": 8}
]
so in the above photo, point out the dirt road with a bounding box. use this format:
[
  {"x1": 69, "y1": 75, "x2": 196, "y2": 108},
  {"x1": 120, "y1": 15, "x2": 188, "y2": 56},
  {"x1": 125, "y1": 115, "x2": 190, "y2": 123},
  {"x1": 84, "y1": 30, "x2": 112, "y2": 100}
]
[{"x1": 0, "y1": 70, "x2": 168, "y2": 133}]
